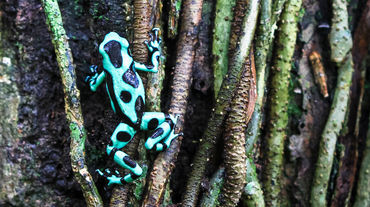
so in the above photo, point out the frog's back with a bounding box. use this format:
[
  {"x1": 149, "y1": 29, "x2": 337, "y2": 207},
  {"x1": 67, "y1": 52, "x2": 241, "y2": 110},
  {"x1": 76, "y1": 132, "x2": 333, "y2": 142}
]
[
  {"x1": 99, "y1": 32, "x2": 146, "y2": 126},
  {"x1": 105, "y1": 66, "x2": 145, "y2": 125}
]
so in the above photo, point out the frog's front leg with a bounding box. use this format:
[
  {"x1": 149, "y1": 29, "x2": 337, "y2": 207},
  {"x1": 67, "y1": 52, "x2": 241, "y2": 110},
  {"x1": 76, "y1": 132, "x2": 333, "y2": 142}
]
[
  {"x1": 85, "y1": 65, "x2": 106, "y2": 92},
  {"x1": 134, "y1": 28, "x2": 161, "y2": 73},
  {"x1": 97, "y1": 123, "x2": 143, "y2": 185},
  {"x1": 140, "y1": 112, "x2": 181, "y2": 151}
]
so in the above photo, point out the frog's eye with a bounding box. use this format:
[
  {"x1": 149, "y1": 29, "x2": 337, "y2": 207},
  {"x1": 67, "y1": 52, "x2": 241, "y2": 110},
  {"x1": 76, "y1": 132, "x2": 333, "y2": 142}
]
[{"x1": 104, "y1": 40, "x2": 123, "y2": 68}]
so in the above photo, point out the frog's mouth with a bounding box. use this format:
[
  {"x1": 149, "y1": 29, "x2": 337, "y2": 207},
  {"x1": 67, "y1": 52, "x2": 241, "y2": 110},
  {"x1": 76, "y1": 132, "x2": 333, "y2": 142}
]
[{"x1": 104, "y1": 40, "x2": 123, "y2": 68}]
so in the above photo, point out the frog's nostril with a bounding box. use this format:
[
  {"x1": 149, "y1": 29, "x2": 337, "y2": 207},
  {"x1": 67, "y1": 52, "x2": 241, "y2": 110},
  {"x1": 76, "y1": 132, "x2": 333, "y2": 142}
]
[{"x1": 104, "y1": 40, "x2": 123, "y2": 68}]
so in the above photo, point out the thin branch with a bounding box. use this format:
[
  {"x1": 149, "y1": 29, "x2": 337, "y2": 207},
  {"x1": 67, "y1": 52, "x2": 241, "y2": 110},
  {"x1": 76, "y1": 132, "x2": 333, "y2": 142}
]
[
  {"x1": 141, "y1": 0, "x2": 204, "y2": 206},
  {"x1": 132, "y1": 0, "x2": 152, "y2": 63},
  {"x1": 220, "y1": 52, "x2": 255, "y2": 207},
  {"x1": 310, "y1": 0, "x2": 353, "y2": 205},
  {"x1": 263, "y1": 0, "x2": 302, "y2": 205},
  {"x1": 182, "y1": 0, "x2": 259, "y2": 205},
  {"x1": 40, "y1": 0, "x2": 103, "y2": 206},
  {"x1": 245, "y1": 0, "x2": 287, "y2": 155},
  {"x1": 212, "y1": 0, "x2": 236, "y2": 97}
]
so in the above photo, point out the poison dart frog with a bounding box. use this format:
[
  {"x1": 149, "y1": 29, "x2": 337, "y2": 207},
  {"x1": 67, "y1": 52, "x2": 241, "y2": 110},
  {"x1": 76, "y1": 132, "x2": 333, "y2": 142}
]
[{"x1": 86, "y1": 28, "x2": 181, "y2": 186}]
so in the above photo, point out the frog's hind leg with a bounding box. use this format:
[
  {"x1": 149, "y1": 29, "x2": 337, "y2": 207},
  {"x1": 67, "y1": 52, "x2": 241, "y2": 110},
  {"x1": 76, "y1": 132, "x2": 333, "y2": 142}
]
[
  {"x1": 141, "y1": 112, "x2": 181, "y2": 151},
  {"x1": 97, "y1": 123, "x2": 143, "y2": 185},
  {"x1": 105, "y1": 145, "x2": 143, "y2": 185}
]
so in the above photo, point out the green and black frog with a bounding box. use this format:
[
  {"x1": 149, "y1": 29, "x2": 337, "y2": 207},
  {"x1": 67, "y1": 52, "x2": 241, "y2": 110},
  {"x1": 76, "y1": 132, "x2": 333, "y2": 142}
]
[{"x1": 86, "y1": 28, "x2": 181, "y2": 186}]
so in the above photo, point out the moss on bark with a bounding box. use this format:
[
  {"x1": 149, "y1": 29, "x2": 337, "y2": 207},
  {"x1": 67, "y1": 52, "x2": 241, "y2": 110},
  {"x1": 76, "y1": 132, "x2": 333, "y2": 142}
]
[
  {"x1": 41, "y1": 0, "x2": 103, "y2": 206},
  {"x1": 263, "y1": 0, "x2": 302, "y2": 206}
]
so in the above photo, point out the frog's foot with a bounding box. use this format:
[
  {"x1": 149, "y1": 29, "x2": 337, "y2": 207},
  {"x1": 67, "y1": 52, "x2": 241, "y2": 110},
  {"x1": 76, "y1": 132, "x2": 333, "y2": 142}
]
[
  {"x1": 154, "y1": 130, "x2": 183, "y2": 152},
  {"x1": 106, "y1": 146, "x2": 143, "y2": 184},
  {"x1": 144, "y1": 28, "x2": 161, "y2": 52},
  {"x1": 154, "y1": 115, "x2": 182, "y2": 151},
  {"x1": 96, "y1": 168, "x2": 123, "y2": 186},
  {"x1": 145, "y1": 115, "x2": 182, "y2": 152},
  {"x1": 85, "y1": 65, "x2": 99, "y2": 83}
]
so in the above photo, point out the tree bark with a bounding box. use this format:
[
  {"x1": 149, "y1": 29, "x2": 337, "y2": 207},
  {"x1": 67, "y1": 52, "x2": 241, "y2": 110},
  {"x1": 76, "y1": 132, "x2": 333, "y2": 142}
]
[
  {"x1": 141, "y1": 0, "x2": 203, "y2": 206},
  {"x1": 263, "y1": 0, "x2": 302, "y2": 205},
  {"x1": 41, "y1": 0, "x2": 103, "y2": 206}
]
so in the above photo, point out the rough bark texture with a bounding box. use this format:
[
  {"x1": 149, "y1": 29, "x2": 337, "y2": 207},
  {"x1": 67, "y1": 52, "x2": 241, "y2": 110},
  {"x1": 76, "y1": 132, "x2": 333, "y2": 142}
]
[
  {"x1": 2, "y1": 0, "x2": 370, "y2": 206},
  {"x1": 310, "y1": 0, "x2": 354, "y2": 205},
  {"x1": 351, "y1": 7, "x2": 370, "y2": 207},
  {"x1": 182, "y1": 0, "x2": 259, "y2": 205},
  {"x1": 41, "y1": 0, "x2": 103, "y2": 206},
  {"x1": 352, "y1": 0, "x2": 370, "y2": 139},
  {"x1": 141, "y1": 0, "x2": 203, "y2": 206},
  {"x1": 263, "y1": 0, "x2": 302, "y2": 206},
  {"x1": 0, "y1": 9, "x2": 22, "y2": 205},
  {"x1": 220, "y1": 54, "x2": 254, "y2": 207},
  {"x1": 196, "y1": 50, "x2": 257, "y2": 207},
  {"x1": 133, "y1": 0, "x2": 152, "y2": 63}
]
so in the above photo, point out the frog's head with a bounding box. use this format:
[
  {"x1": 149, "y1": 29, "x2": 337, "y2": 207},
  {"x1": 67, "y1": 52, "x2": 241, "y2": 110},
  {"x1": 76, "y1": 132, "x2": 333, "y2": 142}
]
[{"x1": 99, "y1": 32, "x2": 130, "y2": 69}]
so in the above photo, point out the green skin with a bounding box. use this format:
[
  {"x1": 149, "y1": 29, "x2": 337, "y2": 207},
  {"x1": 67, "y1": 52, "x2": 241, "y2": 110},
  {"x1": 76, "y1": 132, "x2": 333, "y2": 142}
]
[{"x1": 87, "y1": 29, "x2": 181, "y2": 186}]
